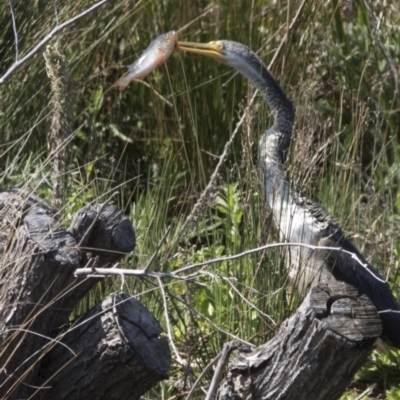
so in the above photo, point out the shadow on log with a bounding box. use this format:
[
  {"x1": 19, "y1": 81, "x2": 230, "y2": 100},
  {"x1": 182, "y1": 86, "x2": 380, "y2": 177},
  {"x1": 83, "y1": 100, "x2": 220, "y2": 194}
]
[
  {"x1": 214, "y1": 282, "x2": 382, "y2": 400},
  {"x1": 0, "y1": 191, "x2": 170, "y2": 400}
]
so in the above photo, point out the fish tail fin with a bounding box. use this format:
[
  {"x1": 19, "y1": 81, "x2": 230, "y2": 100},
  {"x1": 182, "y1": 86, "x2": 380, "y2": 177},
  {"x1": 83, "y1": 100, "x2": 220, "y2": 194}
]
[{"x1": 113, "y1": 76, "x2": 130, "y2": 91}]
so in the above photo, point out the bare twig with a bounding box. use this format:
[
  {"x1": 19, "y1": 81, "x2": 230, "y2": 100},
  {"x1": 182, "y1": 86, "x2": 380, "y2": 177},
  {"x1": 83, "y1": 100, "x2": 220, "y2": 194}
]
[
  {"x1": 75, "y1": 266, "x2": 208, "y2": 289},
  {"x1": 157, "y1": 277, "x2": 184, "y2": 364},
  {"x1": 173, "y1": 242, "x2": 386, "y2": 283},
  {"x1": 179, "y1": 91, "x2": 258, "y2": 239},
  {"x1": 8, "y1": 0, "x2": 19, "y2": 62},
  {"x1": 143, "y1": 225, "x2": 171, "y2": 271},
  {"x1": 205, "y1": 342, "x2": 242, "y2": 400},
  {"x1": 75, "y1": 241, "x2": 387, "y2": 285},
  {"x1": 365, "y1": 0, "x2": 400, "y2": 106},
  {"x1": 53, "y1": 0, "x2": 59, "y2": 26},
  {"x1": 0, "y1": 0, "x2": 111, "y2": 85},
  {"x1": 269, "y1": 0, "x2": 308, "y2": 67},
  {"x1": 219, "y1": 274, "x2": 276, "y2": 325},
  {"x1": 185, "y1": 353, "x2": 220, "y2": 400},
  {"x1": 74, "y1": 265, "x2": 194, "y2": 280},
  {"x1": 77, "y1": 202, "x2": 110, "y2": 248},
  {"x1": 165, "y1": 290, "x2": 254, "y2": 347}
]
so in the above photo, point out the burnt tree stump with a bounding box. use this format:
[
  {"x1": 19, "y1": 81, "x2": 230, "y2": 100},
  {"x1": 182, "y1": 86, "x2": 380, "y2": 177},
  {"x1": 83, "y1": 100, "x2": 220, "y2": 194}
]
[
  {"x1": 38, "y1": 293, "x2": 171, "y2": 400},
  {"x1": 0, "y1": 191, "x2": 80, "y2": 398},
  {"x1": 215, "y1": 282, "x2": 382, "y2": 400},
  {"x1": 0, "y1": 191, "x2": 170, "y2": 400},
  {"x1": 64, "y1": 203, "x2": 136, "y2": 312}
]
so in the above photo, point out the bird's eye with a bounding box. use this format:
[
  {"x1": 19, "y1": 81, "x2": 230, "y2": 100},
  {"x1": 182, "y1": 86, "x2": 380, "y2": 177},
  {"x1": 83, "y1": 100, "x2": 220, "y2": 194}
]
[
  {"x1": 210, "y1": 41, "x2": 224, "y2": 51},
  {"x1": 164, "y1": 34, "x2": 169, "y2": 40}
]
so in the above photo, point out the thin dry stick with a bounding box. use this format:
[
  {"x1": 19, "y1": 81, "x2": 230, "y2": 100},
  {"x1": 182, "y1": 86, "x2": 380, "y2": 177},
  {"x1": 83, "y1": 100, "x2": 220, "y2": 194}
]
[
  {"x1": 205, "y1": 342, "x2": 242, "y2": 400},
  {"x1": 185, "y1": 352, "x2": 220, "y2": 400},
  {"x1": 173, "y1": 241, "x2": 386, "y2": 282},
  {"x1": 179, "y1": 91, "x2": 258, "y2": 239},
  {"x1": 365, "y1": 0, "x2": 400, "y2": 107},
  {"x1": 8, "y1": 0, "x2": 18, "y2": 61},
  {"x1": 75, "y1": 241, "x2": 387, "y2": 286},
  {"x1": 156, "y1": 277, "x2": 184, "y2": 365},
  {"x1": 0, "y1": 0, "x2": 111, "y2": 84},
  {"x1": 269, "y1": 0, "x2": 308, "y2": 68},
  {"x1": 218, "y1": 274, "x2": 276, "y2": 325},
  {"x1": 162, "y1": 288, "x2": 254, "y2": 347},
  {"x1": 75, "y1": 251, "x2": 400, "y2": 317},
  {"x1": 137, "y1": 80, "x2": 173, "y2": 107},
  {"x1": 143, "y1": 225, "x2": 171, "y2": 271}
]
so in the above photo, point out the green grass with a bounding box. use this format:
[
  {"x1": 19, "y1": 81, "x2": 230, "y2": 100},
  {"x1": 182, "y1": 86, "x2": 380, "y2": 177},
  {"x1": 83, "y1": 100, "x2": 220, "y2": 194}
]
[{"x1": 1, "y1": 0, "x2": 400, "y2": 398}]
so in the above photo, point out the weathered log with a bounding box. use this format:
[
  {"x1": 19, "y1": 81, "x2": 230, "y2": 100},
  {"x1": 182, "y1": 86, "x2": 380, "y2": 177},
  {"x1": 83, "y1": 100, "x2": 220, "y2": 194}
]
[
  {"x1": 64, "y1": 203, "x2": 136, "y2": 311},
  {"x1": 69, "y1": 203, "x2": 136, "y2": 259},
  {"x1": 0, "y1": 190, "x2": 55, "y2": 258},
  {"x1": 0, "y1": 193, "x2": 80, "y2": 398},
  {"x1": 0, "y1": 191, "x2": 139, "y2": 399},
  {"x1": 215, "y1": 282, "x2": 382, "y2": 400},
  {"x1": 37, "y1": 293, "x2": 171, "y2": 400}
]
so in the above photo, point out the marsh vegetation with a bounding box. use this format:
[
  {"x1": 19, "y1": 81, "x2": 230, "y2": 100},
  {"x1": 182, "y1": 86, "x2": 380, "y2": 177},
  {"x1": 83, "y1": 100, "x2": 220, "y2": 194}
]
[{"x1": 1, "y1": 0, "x2": 400, "y2": 398}]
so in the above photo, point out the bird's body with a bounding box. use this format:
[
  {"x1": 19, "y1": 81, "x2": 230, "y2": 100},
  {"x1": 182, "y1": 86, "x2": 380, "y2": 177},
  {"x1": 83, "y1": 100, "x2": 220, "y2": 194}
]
[
  {"x1": 113, "y1": 31, "x2": 178, "y2": 90},
  {"x1": 177, "y1": 39, "x2": 400, "y2": 348}
]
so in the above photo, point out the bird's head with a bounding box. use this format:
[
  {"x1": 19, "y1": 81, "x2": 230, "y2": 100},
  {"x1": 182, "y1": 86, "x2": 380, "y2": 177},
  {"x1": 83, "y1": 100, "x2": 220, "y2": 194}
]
[
  {"x1": 177, "y1": 40, "x2": 258, "y2": 70},
  {"x1": 177, "y1": 40, "x2": 228, "y2": 62},
  {"x1": 177, "y1": 38, "x2": 294, "y2": 142},
  {"x1": 177, "y1": 40, "x2": 267, "y2": 88}
]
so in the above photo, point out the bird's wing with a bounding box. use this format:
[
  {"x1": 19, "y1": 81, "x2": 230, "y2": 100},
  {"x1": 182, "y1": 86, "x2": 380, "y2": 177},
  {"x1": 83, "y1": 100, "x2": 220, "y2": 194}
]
[{"x1": 319, "y1": 228, "x2": 400, "y2": 347}]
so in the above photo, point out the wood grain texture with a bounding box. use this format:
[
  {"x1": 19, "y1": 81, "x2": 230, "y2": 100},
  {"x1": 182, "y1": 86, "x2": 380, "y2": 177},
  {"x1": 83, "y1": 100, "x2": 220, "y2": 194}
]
[
  {"x1": 38, "y1": 293, "x2": 170, "y2": 400},
  {"x1": 0, "y1": 191, "x2": 143, "y2": 400},
  {"x1": 216, "y1": 282, "x2": 381, "y2": 400},
  {"x1": 0, "y1": 191, "x2": 80, "y2": 398}
]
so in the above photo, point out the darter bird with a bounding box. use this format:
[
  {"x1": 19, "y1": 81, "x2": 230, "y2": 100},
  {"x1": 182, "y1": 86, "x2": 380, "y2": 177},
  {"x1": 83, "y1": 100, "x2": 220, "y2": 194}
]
[{"x1": 177, "y1": 39, "x2": 400, "y2": 348}]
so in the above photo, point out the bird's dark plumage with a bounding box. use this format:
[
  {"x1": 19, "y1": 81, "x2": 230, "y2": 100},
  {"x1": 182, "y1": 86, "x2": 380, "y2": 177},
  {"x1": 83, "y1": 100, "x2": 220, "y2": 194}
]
[{"x1": 178, "y1": 39, "x2": 400, "y2": 348}]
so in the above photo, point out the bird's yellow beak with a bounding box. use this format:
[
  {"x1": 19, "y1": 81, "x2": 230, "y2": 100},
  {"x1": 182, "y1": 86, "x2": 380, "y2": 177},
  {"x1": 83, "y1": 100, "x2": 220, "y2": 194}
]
[{"x1": 177, "y1": 41, "x2": 226, "y2": 63}]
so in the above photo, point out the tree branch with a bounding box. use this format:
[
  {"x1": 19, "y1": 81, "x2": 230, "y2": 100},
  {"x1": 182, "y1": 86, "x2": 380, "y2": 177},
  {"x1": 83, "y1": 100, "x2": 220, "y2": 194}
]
[
  {"x1": 75, "y1": 241, "x2": 387, "y2": 287},
  {"x1": 365, "y1": 0, "x2": 400, "y2": 107},
  {"x1": 8, "y1": 0, "x2": 19, "y2": 62},
  {"x1": 0, "y1": 0, "x2": 111, "y2": 85}
]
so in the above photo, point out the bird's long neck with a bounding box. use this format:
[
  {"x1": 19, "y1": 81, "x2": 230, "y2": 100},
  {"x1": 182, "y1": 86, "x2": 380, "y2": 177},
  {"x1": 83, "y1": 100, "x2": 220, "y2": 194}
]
[
  {"x1": 232, "y1": 49, "x2": 295, "y2": 219},
  {"x1": 232, "y1": 48, "x2": 294, "y2": 166}
]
